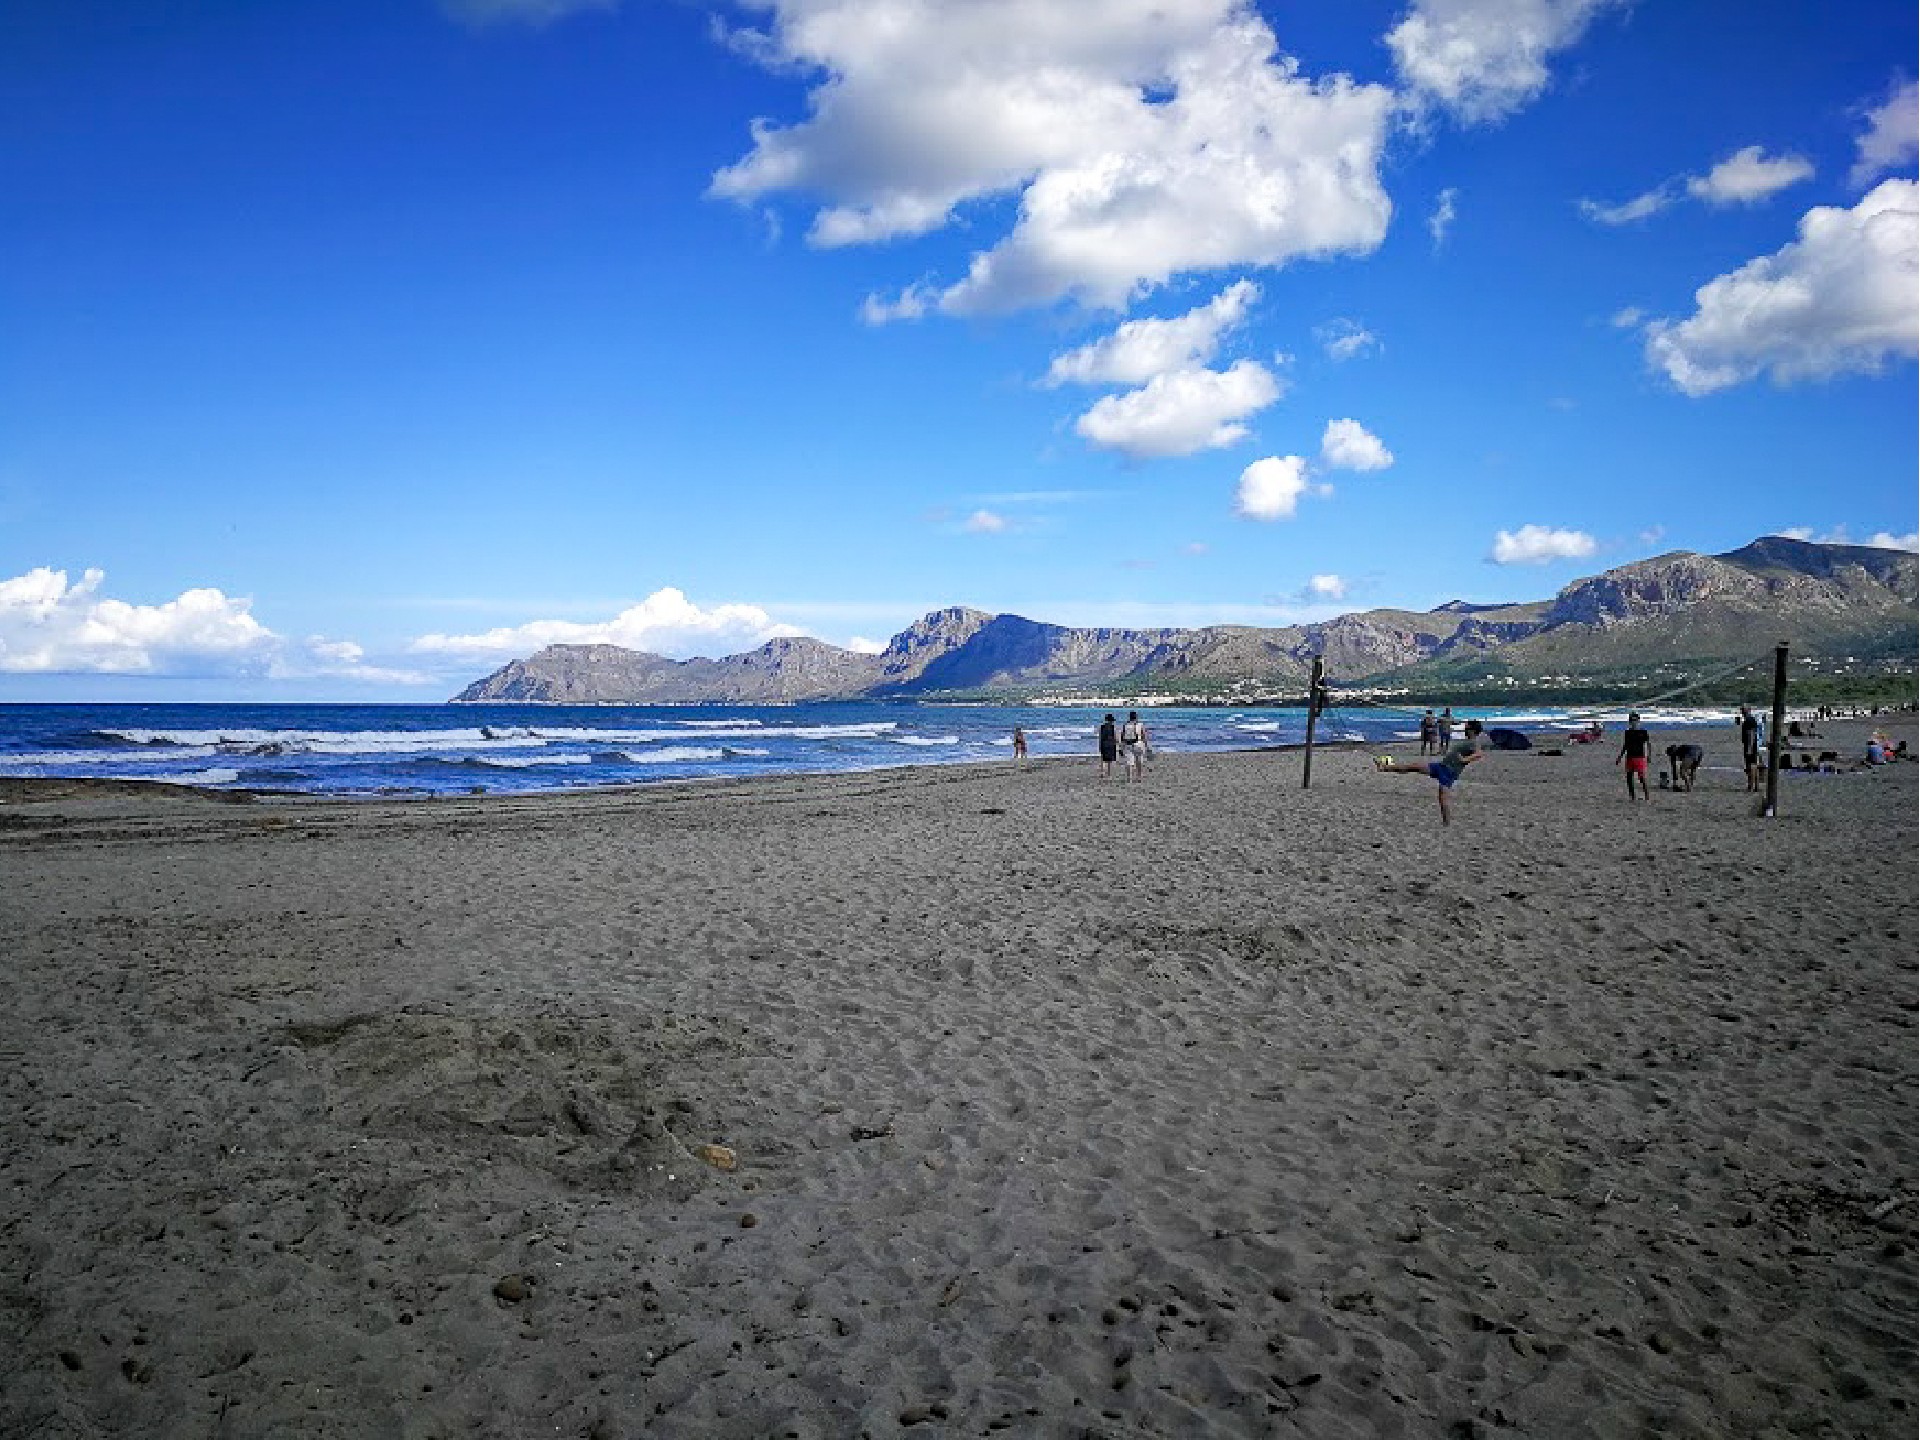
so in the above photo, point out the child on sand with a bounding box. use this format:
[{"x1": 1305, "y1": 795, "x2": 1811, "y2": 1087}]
[{"x1": 1374, "y1": 719, "x2": 1488, "y2": 826}]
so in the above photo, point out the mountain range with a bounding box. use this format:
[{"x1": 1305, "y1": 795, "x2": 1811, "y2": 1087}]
[{"x1": 451, "y1": 537, "x2": 1918, "y2": 704}]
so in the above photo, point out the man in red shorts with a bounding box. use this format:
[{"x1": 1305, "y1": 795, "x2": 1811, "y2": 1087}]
[{"x1": 1616, "y1": 711, "x2": 1653, "y2": 801}]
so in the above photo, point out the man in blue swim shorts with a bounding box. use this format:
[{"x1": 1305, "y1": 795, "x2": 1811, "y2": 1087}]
[{"x1": 1373, "y1": 719, "x2": 1488, "y2": 826}]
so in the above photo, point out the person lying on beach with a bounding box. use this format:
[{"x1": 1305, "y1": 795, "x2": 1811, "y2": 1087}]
[
  {"x1": 1616, "y1": 713, "x2": 1653, "y2": 801},
  {"x1": 1665, "y1": 742, "x2": 1704, "y2": 792},
  {"x1": 1374, "y1": 719, "x2": 1488, "y2": 827}
]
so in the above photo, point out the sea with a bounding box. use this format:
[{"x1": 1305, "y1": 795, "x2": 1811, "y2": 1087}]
[{"x1": 0, "y1": 700, "x2": 1738, "y2": 800}]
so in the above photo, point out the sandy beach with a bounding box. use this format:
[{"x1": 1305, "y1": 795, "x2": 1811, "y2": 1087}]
[{"x1": 2, "y1": 716, "x2": 1915, "y2": 1439}]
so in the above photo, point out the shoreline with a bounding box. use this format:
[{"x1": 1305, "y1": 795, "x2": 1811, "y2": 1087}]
[{"x1": 4, "y1": 708, "x2": 1898, "y2": 811}]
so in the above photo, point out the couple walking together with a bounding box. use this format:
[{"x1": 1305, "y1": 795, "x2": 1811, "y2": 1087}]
[{"x1": 1099, "y1": 711, "x2": 1151, "y2": 781}]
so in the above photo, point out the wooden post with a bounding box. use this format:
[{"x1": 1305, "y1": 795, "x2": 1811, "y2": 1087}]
[
  {"x1": 1761, "y1": 641, "x2": 1788, "y2": 818},
  {"x1": 1301, "y1": 656, "x2": 1324, "y2": 790}
]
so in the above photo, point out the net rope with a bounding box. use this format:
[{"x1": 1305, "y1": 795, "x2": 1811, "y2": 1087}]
[{"x1": 1317, "y1": 648, "x2": 1777, "y2": 726}]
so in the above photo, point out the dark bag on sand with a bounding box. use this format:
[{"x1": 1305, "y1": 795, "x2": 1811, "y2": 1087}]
[{"x1": 1486, "y1": 727, "x2": 1532, "y2": 751}]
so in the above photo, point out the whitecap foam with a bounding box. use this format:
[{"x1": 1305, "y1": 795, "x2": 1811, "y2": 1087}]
[
  {"x1": 620, "y1": 746, "x2": 727, "y2": 765},
  {"x1": 3, "y1": 746, "x2": 223, "y2": 769},
  {"x1": 891, "y1": 734, "x2": 959, "y2": 747},
  {"x1": 162, "y1": 768, "x2": 242, "y2": 786}
]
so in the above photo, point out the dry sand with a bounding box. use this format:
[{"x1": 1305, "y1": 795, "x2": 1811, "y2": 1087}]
[{"x1": 2, "y1": 718, "x2": 1915, "y2": 1439}]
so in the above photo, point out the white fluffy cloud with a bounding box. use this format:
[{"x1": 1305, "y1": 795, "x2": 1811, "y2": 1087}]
[
  {"x1": 1489, "y1": 525, "x2": 1597, "y2": 564},
  {"x1": 964, "y1": 509, "x2": 1009, "y2": 534},
  {"x1": 410, "y1": 587, "x2": 801, "y2": 659},
  {"x1": 1775, "y1": 526, "x2": 1920, "y2": 552},
  {"x1": 1234, "y1": 455, "x2": 1314, "y2": 520},
  {"x1": 1687, "y1": 146, "x2": 1815, "y2": 206},
  {"x1": 1428, "y1": 187, "x2": 1458, "y2": 246},
  {"x1": 1074, "y1": 359, "x2": 1281, "y2": 458},
  {"x1": 1045, "y1": 281, "x2": 1258, "y2": 387},
  {"x1": 1306, "y1": 573, "x2": 1348, "y2": 600},
  {"x1": 716, "y1": 1, "x2": 1394, "y2": 314},
  {"x1": 1645, "y1": 179, "x2": 1919, "y2": 395},
  {"x1": 1388, "y1": 0, "x2": 1621, "y2": 124},
  {"x1": 1851, "y1": 80, "x2": 1919, "y2": 188},
  {"x1": 1315, "y1": 317, "x2": 1379, "y2": 362},
  {"x1": 1583, "y1": 146, "x2": 1813, "y2": 226},
  {"x1": 0, "y1": 567, "x2": 415, "y2": 681},
  {"x1": 1320, "y1": 418, "x2": 1393, "y2": 471}
]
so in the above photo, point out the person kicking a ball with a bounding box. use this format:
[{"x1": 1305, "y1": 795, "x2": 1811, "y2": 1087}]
[{"x1": 1374, "y1": 719, "x2": 1489, "y2": 827}]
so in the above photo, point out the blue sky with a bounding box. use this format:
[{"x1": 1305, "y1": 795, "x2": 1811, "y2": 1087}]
[{"x1": 2, "y1": 0, "x2": 1915, "y2": 700}]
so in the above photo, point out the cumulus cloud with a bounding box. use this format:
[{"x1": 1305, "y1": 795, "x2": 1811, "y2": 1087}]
[
  {"x1": 1045, "y1": 281, "x2": 1258, "y2": 387},
  {"x1": 1644, "y1": 179, "x2": 1919, "y2": 395},
  {"x1": 0, "y1": 567, "x2": 416, "y2": 681},
  {"x1": 1316, "y1": 317, "x2": 1379, "y2": 362},
  {"x1": 410, "y1": 586, "x2": 801, "y2": 660},
  {"x1": 1774, "y1": 525, "x2": 1920, "y2": 552},
  {"x1": 714, "y1": 1, "x2": 1394, "y2": 314},
  {"x1": 1074, "y1": 359, "x2": 1281, "y2": 459},
  {"x1": 963, "y1": 509, "x2": 1009, "y2": 534},
  {"x1": 1851, "y1": 79, "x2": 1919, "y2": 188},
  {"x1": 1306, "y1": 573, "x2": 1348, "y2": 600},
  {"x1": 1488, "y1": 525, "x2": 1597, "y2": 564},
  {"x1": 1320, "y1": 418, "x2": 1393, "y2": 471},
  {"x1": 1583, "y1": 147, "x2": 1813, "y2": 227},
  {"x1": 1388, "y1": 0, "x2": 1622, "y2": 124},
  {"x1": 1234, "y1": 455, "x2": 1315, "y2": 520},
  {"x1": 1687, "y1": 146, "x2": 1814, "y2": 206},
  {"x1": 845, "y1": 635, "x2": 887, "y2": 654},
  {"x1": 440, "y1": 0, "x2": 616, "y2": 24}
]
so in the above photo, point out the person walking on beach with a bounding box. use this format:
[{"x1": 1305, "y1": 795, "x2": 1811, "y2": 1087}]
[
  {"x1": 1419, "y1": 709, "x2": 1438, "y2": 755},
  {"x1": 1374, "y1": 719, "x2": 1488, "y2": 826},
  {"x1": 1738, "y1": 705, "x2": 1762, "y2": 792},
  {"x1": 1097, "y1": 714, "x2": 1118, "y2": 779},
  {"x1": 1012, "y1": 727, "x2": 1028, "y2": 765},
  {"x1": 1617, "y1": 712, "x2": 1654, "y2": 801},
  {"x1": 1119, "y1": 711, "x2": 1150, "y2": 782},
  {"x1": 1437, "y1": 707, "x2": 1454, "y2": 748}
]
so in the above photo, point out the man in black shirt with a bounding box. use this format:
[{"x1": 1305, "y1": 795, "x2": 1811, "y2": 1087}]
[
  {"x1": 1616, "y1": 712, "x2": 1654, "y2": 801},
  {"x1": 1738, "y1": 705, "x2": 1762, "y2": 792}
]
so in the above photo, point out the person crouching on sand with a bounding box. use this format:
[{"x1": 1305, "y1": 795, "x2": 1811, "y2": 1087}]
[
  {"x1": 1665, "y1": 742, "x2": 1704, "y2": 791},
  {"x1": 1374, "y1": 719, "x2": 1488, "y2": 826}
]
